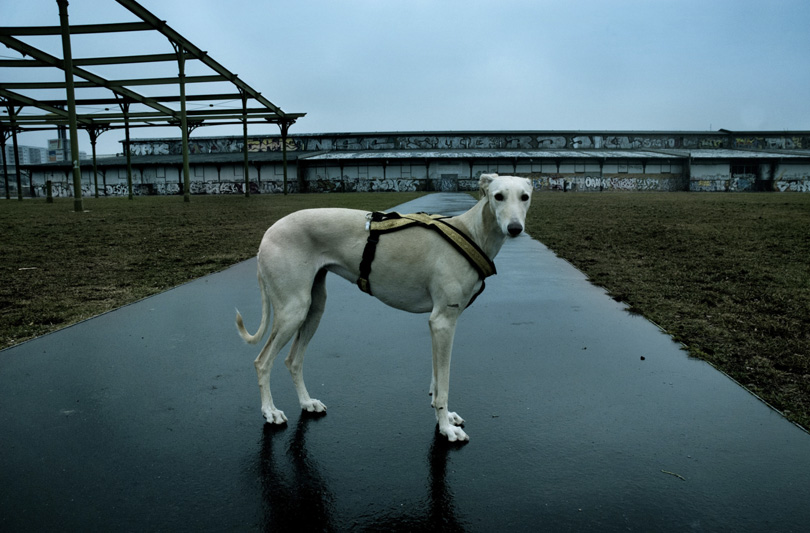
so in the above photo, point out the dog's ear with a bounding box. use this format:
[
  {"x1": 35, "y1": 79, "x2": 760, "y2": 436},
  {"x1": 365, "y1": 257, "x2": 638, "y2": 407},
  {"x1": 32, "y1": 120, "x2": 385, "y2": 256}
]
[{"x1": 479, "y1": 173, "x2": 498, "y2": 197}]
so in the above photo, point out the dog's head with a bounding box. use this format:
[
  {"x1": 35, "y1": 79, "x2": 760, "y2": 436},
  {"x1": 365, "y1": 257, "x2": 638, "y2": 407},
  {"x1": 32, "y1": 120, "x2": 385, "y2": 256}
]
[{"x1": 479, "y1": 173, "x2": 533, "y2": 237}]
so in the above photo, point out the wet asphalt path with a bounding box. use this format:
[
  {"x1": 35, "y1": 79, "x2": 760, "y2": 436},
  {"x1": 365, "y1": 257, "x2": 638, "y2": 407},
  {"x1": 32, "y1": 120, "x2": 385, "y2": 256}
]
[{"x1": 2, "y1": 192, "x2": 810, "y2": 532}]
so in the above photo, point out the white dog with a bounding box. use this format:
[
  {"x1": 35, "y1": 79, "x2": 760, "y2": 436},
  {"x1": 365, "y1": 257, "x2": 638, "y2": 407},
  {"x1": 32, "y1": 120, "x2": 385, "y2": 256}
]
[{"x1": 236, "y1": 173, "x2": 532, "y2": 442}]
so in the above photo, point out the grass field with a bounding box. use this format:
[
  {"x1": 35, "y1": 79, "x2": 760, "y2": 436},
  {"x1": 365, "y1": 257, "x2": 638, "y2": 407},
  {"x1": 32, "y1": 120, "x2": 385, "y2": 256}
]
[
  {"x1": 1, "y1": 191, "x2": 808, "y2": 430},
  {"x1": 526, "y1": 192, "x2": 810, "y2": 430},
  {"x1": 0, "y1": 193, "x2": 423, "y2": 350}
]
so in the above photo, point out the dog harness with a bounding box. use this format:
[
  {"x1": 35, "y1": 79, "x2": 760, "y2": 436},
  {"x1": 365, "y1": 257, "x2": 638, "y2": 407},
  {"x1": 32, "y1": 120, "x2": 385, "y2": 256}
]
[{"x1": 357, "y1": 211, "x2": 497, "y2": 307}]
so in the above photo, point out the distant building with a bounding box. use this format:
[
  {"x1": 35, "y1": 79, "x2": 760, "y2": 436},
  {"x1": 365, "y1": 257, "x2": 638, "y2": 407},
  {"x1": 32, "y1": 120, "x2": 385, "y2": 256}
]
[
  {"x1": 47, "y1": 138, "x2": 87, "y2": 163},
  {"x1": 9, "y1": 130, "x2": 810, "y2": 198},
  {"x1": 1, "y1": 144, "x2": 48, "y2": 167}
]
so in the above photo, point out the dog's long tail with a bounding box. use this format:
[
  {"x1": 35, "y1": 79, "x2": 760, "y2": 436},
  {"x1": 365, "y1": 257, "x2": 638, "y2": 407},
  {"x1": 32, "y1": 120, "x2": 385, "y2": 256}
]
[{"x1": 235, "y1": 271, "x2": 271, "y2": 345}]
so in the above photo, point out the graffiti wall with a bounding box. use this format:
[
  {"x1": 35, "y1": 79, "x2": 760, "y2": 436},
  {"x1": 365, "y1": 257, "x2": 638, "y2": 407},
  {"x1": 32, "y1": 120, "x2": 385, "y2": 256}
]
[
  {"x1": 127, "y1": 131, "x2": 810, "y2": 156},
  {"x1": 531, "y1": 174, "x2": 688, "y2": 192},
  {"x1": 17, "y1": 131, "x2": 809, "y2": 197},
  {"x1": 33, "y1": 180, "x2": 301, "y2": 197},
  {"x1": 690, "y1": 176, "x2": 758, "y2": 193},
  {"x1": 129, "y1": 136, "x2": 302, "y2": 156}
]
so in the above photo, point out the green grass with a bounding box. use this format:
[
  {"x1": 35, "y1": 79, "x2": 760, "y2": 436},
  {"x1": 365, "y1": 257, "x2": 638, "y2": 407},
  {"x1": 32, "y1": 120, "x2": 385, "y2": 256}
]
[
  {"x1": 525, "y1": 192, "x2": 810, "y2": 430},
  {"x1": 0, "y1": 193, "x2": 424, "y2": 350}
]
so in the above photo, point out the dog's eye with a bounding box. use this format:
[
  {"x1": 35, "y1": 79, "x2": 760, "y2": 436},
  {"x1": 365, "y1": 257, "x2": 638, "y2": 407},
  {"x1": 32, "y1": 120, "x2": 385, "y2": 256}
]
[
  {"x1": 494, "y1": 193, "x2": 504, "y2": 201},
  {"x1": 521, "y1": 194, "x2": 530, "y2": 201}
]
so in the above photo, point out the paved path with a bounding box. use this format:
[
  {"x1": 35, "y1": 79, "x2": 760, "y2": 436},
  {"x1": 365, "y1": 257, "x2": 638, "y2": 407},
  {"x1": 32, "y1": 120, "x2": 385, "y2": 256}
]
[{"x1": 2, "y1": 193, "x2": 809, "y2": 532}]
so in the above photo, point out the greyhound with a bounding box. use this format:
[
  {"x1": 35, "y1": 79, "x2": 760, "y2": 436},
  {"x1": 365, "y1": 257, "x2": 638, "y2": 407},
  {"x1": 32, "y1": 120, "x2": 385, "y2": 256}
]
[{"x1": 236, "y1": 173, "x2": 533, "y2": 442}]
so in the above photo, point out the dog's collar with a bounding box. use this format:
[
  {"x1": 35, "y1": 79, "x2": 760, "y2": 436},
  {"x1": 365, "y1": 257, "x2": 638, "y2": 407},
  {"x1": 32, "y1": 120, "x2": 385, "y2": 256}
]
[{"x1": 357, "y1": 211, "x2": 496, "y2": 305}]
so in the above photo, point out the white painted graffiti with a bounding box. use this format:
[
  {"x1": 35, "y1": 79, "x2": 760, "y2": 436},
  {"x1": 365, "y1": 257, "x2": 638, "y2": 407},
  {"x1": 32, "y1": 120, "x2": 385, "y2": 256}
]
[
  {"x1": 247, "y1": 138, "x2": 299, "y2": 152},
  {"x1": 776, "y1": 180, "x2": 810, "y2": 192},
  {"x1": 536, "y1": 175, "x2": 686, "y2": 192},
  {"x1": 130, "y1": 142, "x2": 170, "y2": 156},
  {"x1": 335, "y1": 137, "x2": 396, "y2": 151},
  {"x1": 308, "y1": 177, "x2": 419, "y2": 193},
  {"x1": 537, "y1": 136, "x2": 567, "y2": 149},
  {"x1": 571, "y1": 136, "x2": 594, "y2": 149},
  {"x1": 125, "y1": 132, "x2": 810, "y2": 156},
  {"x1": 371, "y1": 178, "x2": 418, "y2": 192}
]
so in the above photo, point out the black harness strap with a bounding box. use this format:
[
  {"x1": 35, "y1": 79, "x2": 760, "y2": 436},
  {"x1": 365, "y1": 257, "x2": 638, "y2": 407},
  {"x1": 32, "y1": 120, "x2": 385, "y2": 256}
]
[
  {"x1": 357, "y1": 211, "x2": 496, "y2": 308},
  {"x1": 357, "y1": 211, "x2": 392, "y2": 295}
]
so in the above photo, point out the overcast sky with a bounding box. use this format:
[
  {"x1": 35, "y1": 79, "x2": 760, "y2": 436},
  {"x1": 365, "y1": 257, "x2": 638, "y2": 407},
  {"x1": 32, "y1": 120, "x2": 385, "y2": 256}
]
[{"x1": 4, "y1": 0, "x2": 810, "y2": 155}]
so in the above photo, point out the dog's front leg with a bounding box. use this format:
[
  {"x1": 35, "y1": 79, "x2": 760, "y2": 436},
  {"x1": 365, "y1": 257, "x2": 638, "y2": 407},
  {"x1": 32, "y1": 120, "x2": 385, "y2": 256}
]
[{"x1": 429, "y1": 306, "x2": 469, "y2": 442}]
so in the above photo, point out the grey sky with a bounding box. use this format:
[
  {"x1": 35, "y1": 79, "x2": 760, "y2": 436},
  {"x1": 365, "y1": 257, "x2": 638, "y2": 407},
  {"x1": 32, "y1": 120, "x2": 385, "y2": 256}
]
[{"x1": 4, "y1": 0, "x2": 810, "y2": 155}]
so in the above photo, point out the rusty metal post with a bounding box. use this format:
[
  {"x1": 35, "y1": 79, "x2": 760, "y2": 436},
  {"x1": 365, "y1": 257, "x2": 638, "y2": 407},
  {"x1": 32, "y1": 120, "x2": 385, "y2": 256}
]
[
  {"x1": 91, "y1": 135, "x2": 99, "y2": 198},
  {"x1": 279, "y1": 120, "x2": 291, "y2": 195},
  {"x1": 9, "y1": 109, "x2": 23, "y2": 200},
  {"x1": 174, "y1": 44, "x2": 191, "y2": 203},
  {"x1": 241, "y1": 92, "x2": 250, "y2": 197},
  {"x1": 1, "y1": 129, "x2": 9, "y2": 200},
  {"x1": 57, "y1": 0, "x2": 84, "y2": 212},
  {"x1": 86, "y1": 126, "x2": 105, "y2": 198},
  {"x1": 124, "y1": 106, "x2": 133, "y2": 200}
]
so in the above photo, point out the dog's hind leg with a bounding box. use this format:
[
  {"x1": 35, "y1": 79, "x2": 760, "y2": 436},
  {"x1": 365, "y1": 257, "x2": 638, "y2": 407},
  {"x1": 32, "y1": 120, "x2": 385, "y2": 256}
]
[
  {"x1": 254, "y1": 284, "x2": 312, "y2": 425},
  {"x1": 285, "y1": 269, "x2": 328, "y2": 414}
]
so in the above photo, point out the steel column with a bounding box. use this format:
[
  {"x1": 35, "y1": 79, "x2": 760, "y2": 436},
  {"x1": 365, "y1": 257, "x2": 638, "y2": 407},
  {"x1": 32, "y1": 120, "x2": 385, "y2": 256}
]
[
  {"x1": 279, "y1": 120, "x2": 292, "y2": 195},
  {"x1": 174, "y1": 43, "x2": 191, "y2": 202},
  {"x1": 1, "y1": 128, "x2": 9, "y2": 199},
  {"x1": 85, "y1": 126, "x2": 107, "y2": 198},
  {"x1": 6, "y1": 107, "x2": 23, "y2": 200},
  {"x1": 241, "y1": 92, "x2": 249, "y2": 197},
  {"x1": 57, "y1": 0, "x2": 84, "y2": 212},
  {"x1": 116, "y1": 98, "x2": 133, "y2": 199}
]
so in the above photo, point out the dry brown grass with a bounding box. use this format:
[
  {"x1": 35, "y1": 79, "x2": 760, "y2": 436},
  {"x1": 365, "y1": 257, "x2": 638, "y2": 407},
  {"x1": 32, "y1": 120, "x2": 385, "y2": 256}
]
[
  {"x1": 525, "y1": 192, "x2": 810, "y2": 430},
  {"x1": 0, "y1": 193, "x2": 423, "y2": 349}
]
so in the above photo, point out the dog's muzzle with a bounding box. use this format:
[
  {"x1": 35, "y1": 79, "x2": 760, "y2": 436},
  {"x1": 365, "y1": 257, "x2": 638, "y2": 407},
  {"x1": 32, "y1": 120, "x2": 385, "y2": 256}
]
[{"x1": 507, "y1": 222, "x2": 523, "y2": 237}]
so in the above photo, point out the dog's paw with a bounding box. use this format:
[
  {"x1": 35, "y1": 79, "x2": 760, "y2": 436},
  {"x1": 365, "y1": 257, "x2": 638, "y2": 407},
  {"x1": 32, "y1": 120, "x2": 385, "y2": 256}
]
[
  {"x1": 301, "y1": 399, "x2": 327, "y2": 413},
  {"x1": 262, "y1": 407, "x2": 288, "y2": 425},
  {"x1": 440, "y1": 424, "x2": 469, "y2": 443},
  {"x1": 448, "y1": 411, "x2": 465, "y2": 427}
]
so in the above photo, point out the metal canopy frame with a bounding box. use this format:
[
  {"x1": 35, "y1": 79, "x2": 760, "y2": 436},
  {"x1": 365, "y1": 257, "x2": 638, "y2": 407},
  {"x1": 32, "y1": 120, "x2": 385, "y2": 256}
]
[{"x1": 0, "y1": 0, "x2": 305, "y2": 207}]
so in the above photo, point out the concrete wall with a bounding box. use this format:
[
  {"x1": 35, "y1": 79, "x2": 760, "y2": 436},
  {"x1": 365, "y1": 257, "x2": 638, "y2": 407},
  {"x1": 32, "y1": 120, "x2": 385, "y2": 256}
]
[
  {"x1": 299, "y1": 156, "x2": 690, "y2": 193},
  {"x1": 22, "y1": 157, "x2": 809, "y2": 198},
  {"x1": 23, "y1": 161, "x2": 298, "y2": 198},
  {"x1": 11, "y1": 131, "x2": 810, "y2": 197},
  {"x1": 774, "y1": 162, "x2": 810, "y2": 192},
  {"x1": 127, "y1": 131, "x2": 810, "y2": 154},
  {"x1": 690, "y1": 161, "x2": 810, "y2": 192}
]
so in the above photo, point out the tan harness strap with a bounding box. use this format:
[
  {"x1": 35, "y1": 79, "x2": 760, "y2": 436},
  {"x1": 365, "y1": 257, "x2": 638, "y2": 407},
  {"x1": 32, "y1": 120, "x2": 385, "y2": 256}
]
[{"x1": 357, "y1": 211, "x2": 496, "y2": 306}]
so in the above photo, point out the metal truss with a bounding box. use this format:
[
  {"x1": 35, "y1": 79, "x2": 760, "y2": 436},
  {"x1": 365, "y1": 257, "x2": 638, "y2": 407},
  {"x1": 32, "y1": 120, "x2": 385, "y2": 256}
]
[{"x1": 0, "y1": 0, "x2": 305, "y2": 206}]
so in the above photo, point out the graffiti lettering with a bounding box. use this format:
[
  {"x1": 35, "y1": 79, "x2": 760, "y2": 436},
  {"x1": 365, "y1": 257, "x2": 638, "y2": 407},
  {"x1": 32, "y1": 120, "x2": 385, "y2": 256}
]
[
  {"x1": 125, "y1": 132, "x2": 810, "y2": 156},
  {"x1": 537, "y1": 136, "x2": 566, "y2": 149},
  {"x1": 534, "y1": 175, "x2": 686, "y2": 192},
  {"x1": 247, "y1": 138, "x2": 298, "y2": 152},
  {"x1": 776, "y1": 180, "x2": 810, "y2": 192}
]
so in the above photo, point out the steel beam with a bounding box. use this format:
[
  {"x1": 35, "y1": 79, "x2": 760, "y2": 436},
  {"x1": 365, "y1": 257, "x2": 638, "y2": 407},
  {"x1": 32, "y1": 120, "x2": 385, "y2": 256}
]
[
  {"x1": 0, "y1": 34, "x2": 177, "y2": 117},
  {"x1": 73, "y1": 52, "x2": 192, "y2": 67},
  {"x1": 1, "y1": 0, "x2": 305, "y2": 181},
  {"x1": 116, "y1": 0, "x2": 287, "y2": 118},
  {"x1": 0, "y1": 21, "x2": 153, "y2": 36}
]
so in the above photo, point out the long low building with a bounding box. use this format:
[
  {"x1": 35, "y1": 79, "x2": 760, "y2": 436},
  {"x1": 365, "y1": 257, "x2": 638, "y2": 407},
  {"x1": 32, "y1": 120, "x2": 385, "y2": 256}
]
[{"x1": 9, "y1": 130, "x2": 810, "y2": 197}]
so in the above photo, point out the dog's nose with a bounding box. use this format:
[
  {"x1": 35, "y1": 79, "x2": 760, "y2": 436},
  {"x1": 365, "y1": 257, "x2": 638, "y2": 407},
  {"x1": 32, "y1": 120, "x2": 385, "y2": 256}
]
[{"x1": 507, "y1": 223, "x2": 523, "y2": 237}]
